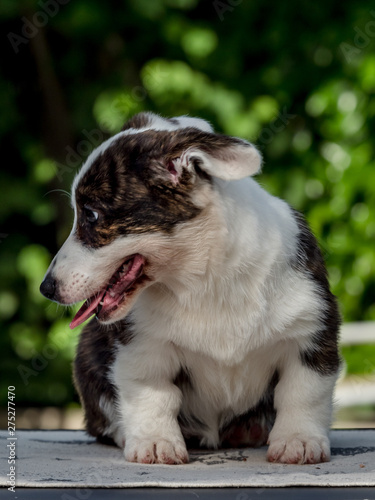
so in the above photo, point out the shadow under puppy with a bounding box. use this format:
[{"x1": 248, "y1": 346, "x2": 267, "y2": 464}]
[{"x1": 40, "y1": 112, "x2": 340, "y2": 465}]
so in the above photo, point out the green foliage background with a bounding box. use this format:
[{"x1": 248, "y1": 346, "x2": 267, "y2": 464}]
[{"x1": 0, "y1": 0, "x2": 374, "y2": 409}]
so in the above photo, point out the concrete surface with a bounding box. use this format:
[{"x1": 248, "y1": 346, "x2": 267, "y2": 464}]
[{"x1": 1, "y1": 429, "x2": 374, "y2": 488}]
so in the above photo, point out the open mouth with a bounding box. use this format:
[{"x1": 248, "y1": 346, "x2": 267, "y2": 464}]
[{"x1": 70, "y1": 254, "x2": 146, "y2": 329}]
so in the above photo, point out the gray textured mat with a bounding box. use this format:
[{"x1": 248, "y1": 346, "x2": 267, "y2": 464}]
[{"x1": 1, "y1": 429, "x2": 374, "y2": 488}]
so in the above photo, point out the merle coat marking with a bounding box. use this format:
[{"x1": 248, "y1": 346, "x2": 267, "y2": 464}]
[{"x1": 40, "y1": 112, "x2": 340, "y2": 465}]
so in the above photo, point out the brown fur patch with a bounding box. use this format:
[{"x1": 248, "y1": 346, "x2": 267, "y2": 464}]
[
  {"x1": 75, "y1": 129, "x2": 232, "y2": 247},
  {"x1": 75, "y1": 128, "x2": 253, "y2": 248}
]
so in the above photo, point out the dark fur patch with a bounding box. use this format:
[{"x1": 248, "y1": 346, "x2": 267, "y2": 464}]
[
  {"x1": 121, "y1": 112, "x2": 152, "y2": 131},
  {"x1": 75, "y1": 131, "x2": 205, "y2": 248},
  {"x1": 121, "y1": 113, "x2": 180, "y2": 132},
  {"x1": 74, "y1": 127, "x2": 253, "y2": 248},
  {"x1": 73, "y1": 317, "x2": 133, "y2": 441},
  {"x1": 219, "y1": 370, "x2": 279, "y2": 448},
  {"x1": 174, "y1": 366, "x2": 193, "y2": 390},
  {"x1": 291, "y1": 210, "x2": 341, "y2": 376}
]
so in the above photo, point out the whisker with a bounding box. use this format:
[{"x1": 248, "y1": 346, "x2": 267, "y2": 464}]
[{"x1": 44, "y1": 189, "x2": 71, "y2": 200}]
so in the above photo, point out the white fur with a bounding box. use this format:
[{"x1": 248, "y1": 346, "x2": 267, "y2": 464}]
[
  {"x1": 183, "y1": 144, "x2": 261, "y2": 180},
  {"x1": 44, "y1": 113, "x2": 338, "y2": 465},
  {"x1": 108, "y1": 177, "x2": 335, "y2": 461}
]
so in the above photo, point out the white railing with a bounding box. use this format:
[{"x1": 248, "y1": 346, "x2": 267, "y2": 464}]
[
  {"x1": 340, "y1": 321, "x2": 375, "y2": 346},
  {"x1": 335, "y1": 321, "x2": 375, "y2": 408}
]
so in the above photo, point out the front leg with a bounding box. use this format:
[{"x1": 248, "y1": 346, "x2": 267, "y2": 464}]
[
  {"x1": 111, "y1": 338, "x2": 188, "y2": 464},
  {"x1": 267, "y1": 346, "x2": 339, "y2": 464}
]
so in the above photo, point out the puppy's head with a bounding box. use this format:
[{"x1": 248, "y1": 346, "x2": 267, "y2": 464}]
[{"x1": 40, "y1": 112, "x2": 261, "y2": 328}]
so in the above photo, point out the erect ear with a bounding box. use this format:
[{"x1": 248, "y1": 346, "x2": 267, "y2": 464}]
[{"x1": 170, "y1": 131, "x2": 262, "y2": 182}]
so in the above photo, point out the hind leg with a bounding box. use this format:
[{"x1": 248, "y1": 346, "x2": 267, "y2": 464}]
[
  {"x1": 73, "y1": 318, "x2": 125, "y2": 447},
  {"x1": 220, "y1": 414, "x2": 273, "y2": 448}
]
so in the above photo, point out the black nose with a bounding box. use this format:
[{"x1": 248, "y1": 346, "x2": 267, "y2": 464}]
[{"x1": 40, "y1": 276, "x2": 56, "y2": 300}]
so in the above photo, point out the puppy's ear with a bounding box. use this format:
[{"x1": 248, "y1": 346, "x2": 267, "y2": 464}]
[
  {"x1": 122, "y1": 112, "x2": 155, "y2": 132},
  {"x1": 171, "y1": 131, "x2": 262, "y2": 182}
]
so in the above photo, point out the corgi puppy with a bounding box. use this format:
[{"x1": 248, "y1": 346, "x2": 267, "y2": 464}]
[{"x1": 40, "y1": 112, "x2": 340, "y2": 465}]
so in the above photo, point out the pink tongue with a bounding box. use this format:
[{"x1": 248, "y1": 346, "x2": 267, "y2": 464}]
[
  {"x1": 69, "y1": 255, "x2": 145, "y2": 330},
  {"x1": 69, "y1": 291, "x2": 105, "y2": 330}
]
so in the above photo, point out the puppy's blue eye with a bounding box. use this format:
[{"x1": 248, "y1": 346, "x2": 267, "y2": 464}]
[{"x1": 83, "y1": 206, "x2": 99, "y2": 223}]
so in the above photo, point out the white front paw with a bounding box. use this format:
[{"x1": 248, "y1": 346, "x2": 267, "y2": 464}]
[
  {"x1": 125, "y1": 437, "x2": 189, "y2": 464},
  {"x1": 267, "y1": 434, "x2": 330, "y2": 464}
]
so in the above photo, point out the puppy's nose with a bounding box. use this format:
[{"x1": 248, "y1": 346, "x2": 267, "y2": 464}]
[{"x1": 40, "y1": 276, "x2": 57, "y2": 300}]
